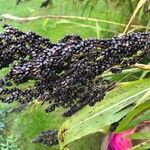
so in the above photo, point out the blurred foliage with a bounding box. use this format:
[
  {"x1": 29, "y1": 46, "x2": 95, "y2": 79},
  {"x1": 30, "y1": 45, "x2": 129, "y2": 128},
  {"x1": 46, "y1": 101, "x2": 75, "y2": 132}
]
[
  {"x1": 0, "y1": 134, "x2": 20, "y2": 150},
  {"x1": 0, "y1": 0, "x2": 150, "y2": 150},
  {"x1": 0, "y1": 0, "x2": 150, "y2": 40}
]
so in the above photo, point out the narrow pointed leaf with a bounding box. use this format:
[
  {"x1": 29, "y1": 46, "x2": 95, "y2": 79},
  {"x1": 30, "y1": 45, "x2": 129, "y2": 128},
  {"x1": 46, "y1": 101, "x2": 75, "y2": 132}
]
[{"x1": 116, "y1": 101, "x2": 150, "y2": 132}]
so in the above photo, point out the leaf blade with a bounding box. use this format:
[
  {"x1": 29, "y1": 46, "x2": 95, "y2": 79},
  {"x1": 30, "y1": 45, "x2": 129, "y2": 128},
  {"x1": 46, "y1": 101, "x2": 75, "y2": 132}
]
[{"x1": 58, "y1": 79, "x2": 150, "y2": 149}]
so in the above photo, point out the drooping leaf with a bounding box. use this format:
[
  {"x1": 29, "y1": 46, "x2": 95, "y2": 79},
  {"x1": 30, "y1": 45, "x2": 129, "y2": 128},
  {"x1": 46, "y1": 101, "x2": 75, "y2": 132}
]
[{"x1": 58, "y1": 79, "x2": 150, "y2": 149}]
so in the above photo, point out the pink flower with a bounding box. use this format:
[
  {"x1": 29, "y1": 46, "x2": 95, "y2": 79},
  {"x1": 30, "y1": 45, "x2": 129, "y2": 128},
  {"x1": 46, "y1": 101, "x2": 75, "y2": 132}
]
[
  {"x1": 107, "y1": 129, "x2": 134, "y2": 150},
  {"x1": 102, "y1": 121, "x2": 150, "y2": 150}
]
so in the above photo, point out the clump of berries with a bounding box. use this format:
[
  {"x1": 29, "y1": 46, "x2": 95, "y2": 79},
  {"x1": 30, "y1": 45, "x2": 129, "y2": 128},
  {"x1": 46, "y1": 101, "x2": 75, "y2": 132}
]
[
  {"x1": 32, "y1": 130, "x2": 58, "y2": 146},
  {"x1": 0, "y1": 25, "x2": 150, "y2": 147},
  {"x1": 16, "y1": 0, "x2": 50, "y2": 8},
  {"x1": 0, "y1": 25, "x2": 150, "y2": 117}
]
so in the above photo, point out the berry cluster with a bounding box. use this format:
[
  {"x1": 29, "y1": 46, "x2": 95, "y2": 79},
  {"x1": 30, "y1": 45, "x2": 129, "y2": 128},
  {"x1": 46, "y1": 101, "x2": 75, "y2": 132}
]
[
  {"x1": 32, "y1": 130, "x2": 58, "y2": 146},
  {"x1": 0, "y1": 25, "x2": 150, "y2": 118},
  {"x1": 16, "y1": 0, "x2": 50, "y2": 8},
  {"x1": 0, "y1": 24, "x2": 53, "y2": 69}
]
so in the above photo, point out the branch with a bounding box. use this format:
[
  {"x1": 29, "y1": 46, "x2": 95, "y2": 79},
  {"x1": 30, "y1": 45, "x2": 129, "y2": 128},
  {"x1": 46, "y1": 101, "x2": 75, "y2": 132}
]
[
  {"x1": 123, "y1": 0, "x2": 148, "y2": 34},
  {"x1": 101, "y1": 64, "x2": 150, "y2": 78},
  {"x1": 131, "y1": 139, "x2": 150, "y2": 150},
  {"x1": 131, "y1": 63, "x2": 150, "y2": 70},
  {"x1": 1, "y1": 14, "x2": 150, "y2": 30}
]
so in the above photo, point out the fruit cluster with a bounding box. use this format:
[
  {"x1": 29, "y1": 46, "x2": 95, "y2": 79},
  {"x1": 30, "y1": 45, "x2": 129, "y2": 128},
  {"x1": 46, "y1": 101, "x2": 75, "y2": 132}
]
[
  {"x1": 16, "y1": 0, "x2": 50, "y2": 8},
  {"x1": 0, "y1": 25, "x2": 150, "y2": 118},
  {"x1": 32, "y1": 130, "x2": 58, "y2": 146},
  {"x1": 0, "y1": 25, "x2": 149, "y2": 147}
]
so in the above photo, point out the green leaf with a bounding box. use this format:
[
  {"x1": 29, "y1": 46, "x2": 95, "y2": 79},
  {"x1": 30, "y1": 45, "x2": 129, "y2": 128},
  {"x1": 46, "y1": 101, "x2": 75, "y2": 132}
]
[
  {"x1": 131, "y1": 132, "x2": 150, "y2": 140},
  {"x1": 124, "y1": 109, "x2": 150, "y2": 131},
  {"x1": 116, "y1": 102, "x2": 150, "y2": 132},
  {"x1": 0, "y1": 67, "x2": 10, "y2": 78},
  {"x1": 134, "y1": 90, "x2": 150, "y2": 108},
  {"x1": 58, "y1": 79, "x2": 150, "y2": 149},
  {"x1": 66, "y1": 132, "x2": 104, "y2": 150}
]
